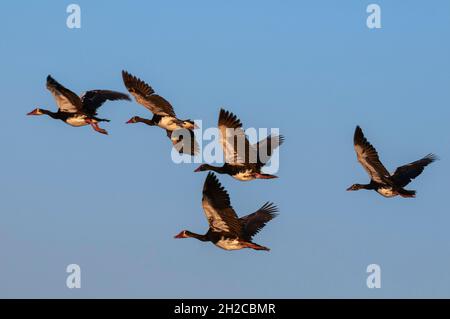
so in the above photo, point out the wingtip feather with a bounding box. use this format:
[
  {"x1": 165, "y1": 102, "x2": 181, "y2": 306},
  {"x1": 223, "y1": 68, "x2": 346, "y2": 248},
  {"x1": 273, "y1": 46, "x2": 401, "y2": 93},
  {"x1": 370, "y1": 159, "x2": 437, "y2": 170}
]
[
  {"x1": 218, "y1": 108, "x2": 241, "y2": 129},
  {"x1": 426, "y1": 153, "x2": 439, "y2": 162}
]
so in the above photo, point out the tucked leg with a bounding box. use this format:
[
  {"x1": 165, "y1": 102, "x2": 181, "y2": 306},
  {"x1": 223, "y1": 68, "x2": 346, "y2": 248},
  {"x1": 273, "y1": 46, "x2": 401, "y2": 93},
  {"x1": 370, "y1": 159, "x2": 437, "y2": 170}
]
[
  {"x1": 85, "y1": 119, "x2": 108, "y2": 135},
  {"x1": 242, "y1": 242, "x2": 270, "y2": 251},
  {"x1": 254, "y1": 173, "x2": 278, "y2": 179}
]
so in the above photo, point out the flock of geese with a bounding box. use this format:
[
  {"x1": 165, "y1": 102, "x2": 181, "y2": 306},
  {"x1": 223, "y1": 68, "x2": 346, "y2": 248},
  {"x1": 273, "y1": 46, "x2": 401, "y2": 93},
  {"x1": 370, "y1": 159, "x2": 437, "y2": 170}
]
[{"x1": 27, "y1": 72, "x2": 437, "y2": 251}]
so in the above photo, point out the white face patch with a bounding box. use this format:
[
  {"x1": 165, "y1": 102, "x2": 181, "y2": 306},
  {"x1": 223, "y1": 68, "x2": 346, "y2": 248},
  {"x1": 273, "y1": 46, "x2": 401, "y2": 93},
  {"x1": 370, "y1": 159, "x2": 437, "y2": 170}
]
[{"x1": 377, "y1": 187, "x2": 397, "y2": 198}]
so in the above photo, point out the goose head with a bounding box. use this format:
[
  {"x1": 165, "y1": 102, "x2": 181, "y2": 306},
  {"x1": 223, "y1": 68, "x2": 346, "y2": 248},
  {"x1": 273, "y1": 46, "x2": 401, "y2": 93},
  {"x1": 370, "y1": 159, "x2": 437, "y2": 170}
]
[
  {"x1": 126, "y1": 116, "x2": 140, "y2": 124},
  {"x1": 174, "y1": 230, "x2": 191, "y2": 239},
  {"x1": 27, "y1": 108, "x2": 45, "y2": 116},
  {"x1": 346, "y1": 184, "x2": 365, "y2": 191},
  {"x1": 194, "y1": 164, "x2": 213, "y2": 172}
]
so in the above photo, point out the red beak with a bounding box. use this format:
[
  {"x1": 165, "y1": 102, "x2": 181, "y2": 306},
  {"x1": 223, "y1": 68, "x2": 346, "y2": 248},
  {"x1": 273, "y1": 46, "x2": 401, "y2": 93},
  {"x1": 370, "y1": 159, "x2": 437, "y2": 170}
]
[
  {"x1": 126, "y1": 119, "x2": 134, "y2": 124},
  {"x1": 174, "y1": 233, "x2": 184, "y2": 239},
  {"x1": 27, "y1": 110, "x2": 38, "y2": 116},
  {"x1": 194, "y1": 167, "x2": 202, "y2": 172}
]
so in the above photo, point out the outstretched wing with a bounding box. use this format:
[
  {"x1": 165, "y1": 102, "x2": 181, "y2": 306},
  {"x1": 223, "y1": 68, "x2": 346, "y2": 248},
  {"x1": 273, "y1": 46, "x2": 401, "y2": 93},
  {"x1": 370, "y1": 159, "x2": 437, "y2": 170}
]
[
  {"x1": 353, "y1": 126, "x2": 391, "y2": 184},
  {"x1": 240, "y1": 202, "x2": 278, "y2": 241},
  {"x1": 391, "y1": 154, "x2": 437, "y2": 187},
  {"x1": 201, "y1": 173, "x2": 242, "y2": 236},
  {"x1": 46, "y1": 75, "x2": 82, "y2": 113},
  {"x1": 122, "y1": 70, "x2": 176, "y2": 117},
  {"x1": 254, "y1": 134, "x2": 285, "y2": 167},
  {"x1": 218, "y1": 109, "x2": 253, "y2": 166},
  {"x1": 169, "y1": 129, "x2": 200, "y2": 156},
  {"x1": 81, "y1": 90, "x2": 130, "y2": 116}
]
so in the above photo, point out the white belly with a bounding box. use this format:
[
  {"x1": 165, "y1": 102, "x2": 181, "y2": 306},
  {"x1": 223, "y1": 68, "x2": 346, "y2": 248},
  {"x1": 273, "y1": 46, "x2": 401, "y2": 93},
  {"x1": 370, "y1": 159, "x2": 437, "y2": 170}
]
[
  {"x1": 233, "y1": 170, "x2": 255, "y2": 181},
  {"x1": 66, "y1": 116, "x2": 90, "y2": 127},
  {"x1": 377, "y1": 187, "x2": 397, "y2": 198},
  {"x1": 158, "y1": 116, "x2": 182, "y2": 131},
  {"x1": 215, "y1": 238, "x2": 245, "y2": 251}
]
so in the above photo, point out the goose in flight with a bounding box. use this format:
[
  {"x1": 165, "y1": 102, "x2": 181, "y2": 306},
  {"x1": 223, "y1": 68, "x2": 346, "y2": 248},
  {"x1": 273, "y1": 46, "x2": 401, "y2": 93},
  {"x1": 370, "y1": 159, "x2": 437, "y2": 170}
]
[
  {"x1": 27, "y1": 75, "x2": 130, "y2": 135},
  {"x1": 122, "y1": 70, "x2": 198, "y2": 155},
  {"x1": 347, "y1": 126, "x2": 437, "y2": 198},
  {"x1": 194, "y1": 109, "x2": 284, "y2": 181},
  {"x1": 175, "y1": 173, "x2": 278, "y2": 251}
]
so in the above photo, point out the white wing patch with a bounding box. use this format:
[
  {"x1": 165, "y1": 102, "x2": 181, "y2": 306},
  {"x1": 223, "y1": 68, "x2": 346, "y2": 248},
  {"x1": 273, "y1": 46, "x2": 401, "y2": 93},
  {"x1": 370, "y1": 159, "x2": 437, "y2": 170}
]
[
  {"x1": 202, "y1": 200, "x2": 232, "y2": 233},
  {"x1": 220, "y1": 127, "x2": 251, "y2": 166},
  {"x1": 50, "y1": 90, "x2": 79, "y2": 113},
  {"x1": 355, "y1": 144, "x2": 390, "y2": 183}
]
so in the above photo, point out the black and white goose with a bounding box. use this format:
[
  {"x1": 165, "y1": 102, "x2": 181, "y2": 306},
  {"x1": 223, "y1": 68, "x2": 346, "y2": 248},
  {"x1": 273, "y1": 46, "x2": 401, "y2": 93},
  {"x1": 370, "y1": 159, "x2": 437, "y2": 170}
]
[
  {"x1": 347, "y1": 126, "x2": 437, "y2": 198},
  {"x1": 27, "y1": 75, "x2": 130, "y2": 135},
  {"x1": 194, "y1": 109, "x2": 284, "y2": 181},
  {"x1": 175, "y1": 172, "x2": 278, "y2": 251},
  {"x1": 122, "y1": 70, "x2": 199, "y2": 155}
]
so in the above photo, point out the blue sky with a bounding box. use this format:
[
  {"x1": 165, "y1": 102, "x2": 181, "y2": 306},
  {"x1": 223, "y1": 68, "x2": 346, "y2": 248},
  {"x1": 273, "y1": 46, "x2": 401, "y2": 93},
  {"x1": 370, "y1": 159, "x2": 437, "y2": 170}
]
[{"x1": 0, "y1": 0, "x2": 450, "y2": 298}]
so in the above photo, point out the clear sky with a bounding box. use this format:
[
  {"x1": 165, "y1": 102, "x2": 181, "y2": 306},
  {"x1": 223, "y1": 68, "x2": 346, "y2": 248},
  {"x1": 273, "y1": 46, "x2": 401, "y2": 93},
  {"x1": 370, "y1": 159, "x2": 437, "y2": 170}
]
[{"x1": 0, "y1": 0, "x2": 450, "y2": 298}]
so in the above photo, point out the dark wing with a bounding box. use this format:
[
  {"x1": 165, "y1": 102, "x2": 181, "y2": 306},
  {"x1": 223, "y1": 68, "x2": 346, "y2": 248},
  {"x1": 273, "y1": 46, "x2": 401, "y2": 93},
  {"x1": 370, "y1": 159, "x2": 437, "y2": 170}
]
[
  {"x1": 218, "y1": 109, "x2": 253, "y2": 166},
  {"x1": 240, "y1": 202, "x2": 278, "y2": 241},
  {"x1": 391, "y1": 154, "x2": 437, "y2": 187},
  {"x1": 254, "y1": 134, "x2": 285, "y2": 167},
  {"x1": 121, "y1": 70, "x2": 176, "y2": 117},
  {"x1": 353, "y1": 126, "x2": 391, "y2": 184},
  {"x1": 80, "y1": 90, "x2": 130, "y2": 116},
  {"x1": 46, "y1": 75, "x2": 82, "y2": 113},
  {"x1": 201, "y1": 173, "x2": 242, "y2": 236},
  {"x1": 170, "y1": 129, "x2": 200, "y2": 156}
]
